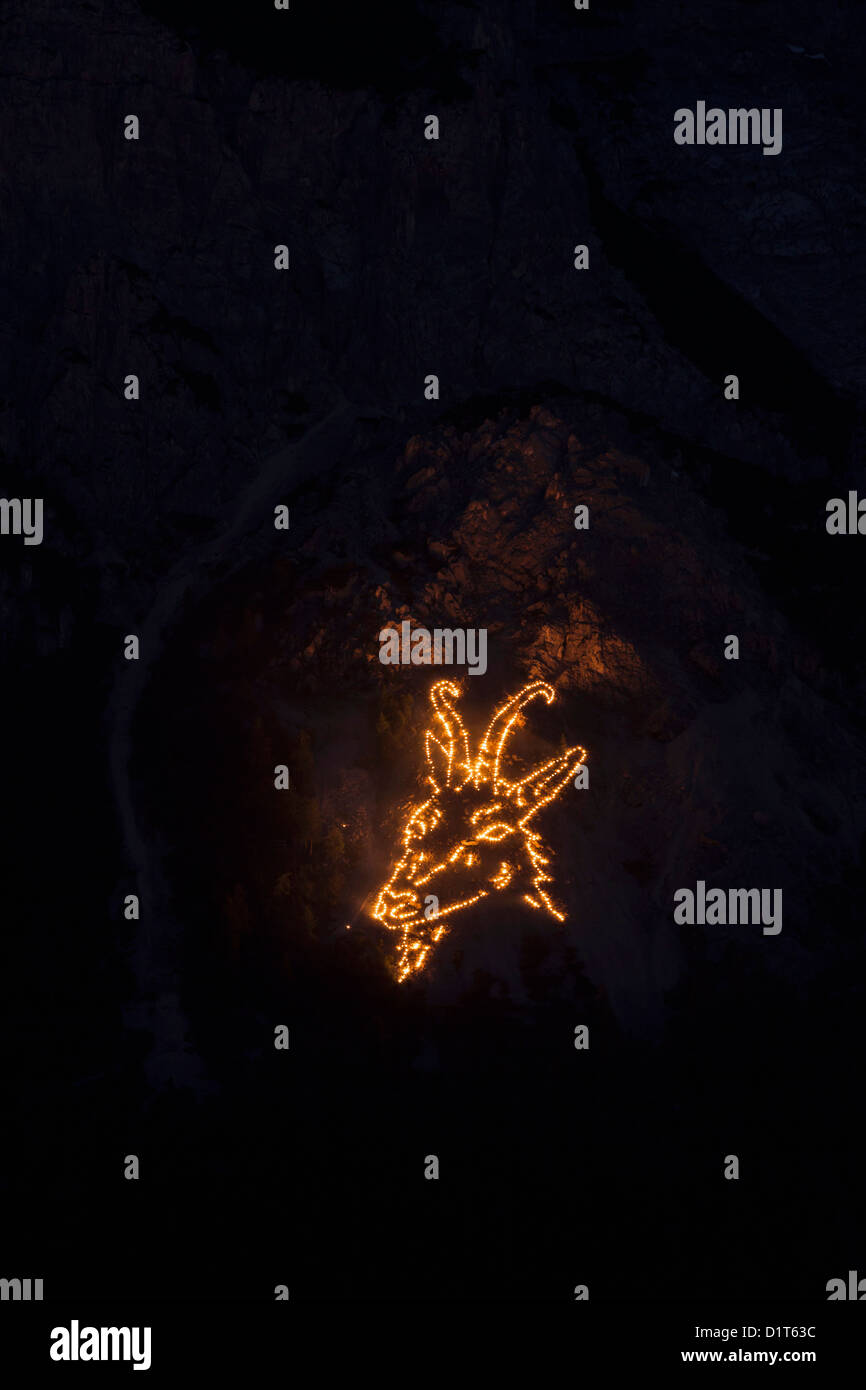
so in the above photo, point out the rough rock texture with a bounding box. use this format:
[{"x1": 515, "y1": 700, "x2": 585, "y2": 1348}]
[
  {"x1": 3, "y1": 0, "x2": 865, "y2": 1304},
  {"x1": 136, "y1": 405, "x2": 865, "y2": 1039}
]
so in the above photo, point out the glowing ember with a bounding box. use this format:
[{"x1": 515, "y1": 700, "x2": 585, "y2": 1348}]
[{"x1": 371, "y1": 680, "x2": 588, "y2": 981}]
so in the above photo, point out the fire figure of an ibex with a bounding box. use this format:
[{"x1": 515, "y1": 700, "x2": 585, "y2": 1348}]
[{"x1": 371, "y1": 679, "x2": 588, "y2": 981}]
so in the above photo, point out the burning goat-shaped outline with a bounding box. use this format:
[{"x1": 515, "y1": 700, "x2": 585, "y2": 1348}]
[{"x1": 371, "y1": 679, "x2": 587, "y2": 981}]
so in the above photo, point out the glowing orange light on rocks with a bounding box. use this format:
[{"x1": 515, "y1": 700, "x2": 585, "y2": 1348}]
[{"x1": 371, "y1": 679, "x2": 587, "y2": 981}]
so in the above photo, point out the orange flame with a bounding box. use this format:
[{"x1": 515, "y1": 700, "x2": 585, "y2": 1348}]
[{"x1": 371, "y1": 680, "x2": 587, "y2": 981}]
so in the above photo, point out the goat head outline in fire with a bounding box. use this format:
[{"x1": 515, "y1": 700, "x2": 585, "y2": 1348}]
[{"x1": 371, "y1": 679, "x2": 587, "y2": 981}]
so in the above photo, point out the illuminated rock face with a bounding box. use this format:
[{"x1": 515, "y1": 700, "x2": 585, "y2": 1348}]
[{"x1": 371, "y1": 679, "x2": 587, "y2": 981}]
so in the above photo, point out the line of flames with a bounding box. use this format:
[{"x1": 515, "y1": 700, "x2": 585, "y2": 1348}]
[{"x1": 371, "y1": 680, "x2": 587, "y2": 982}]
